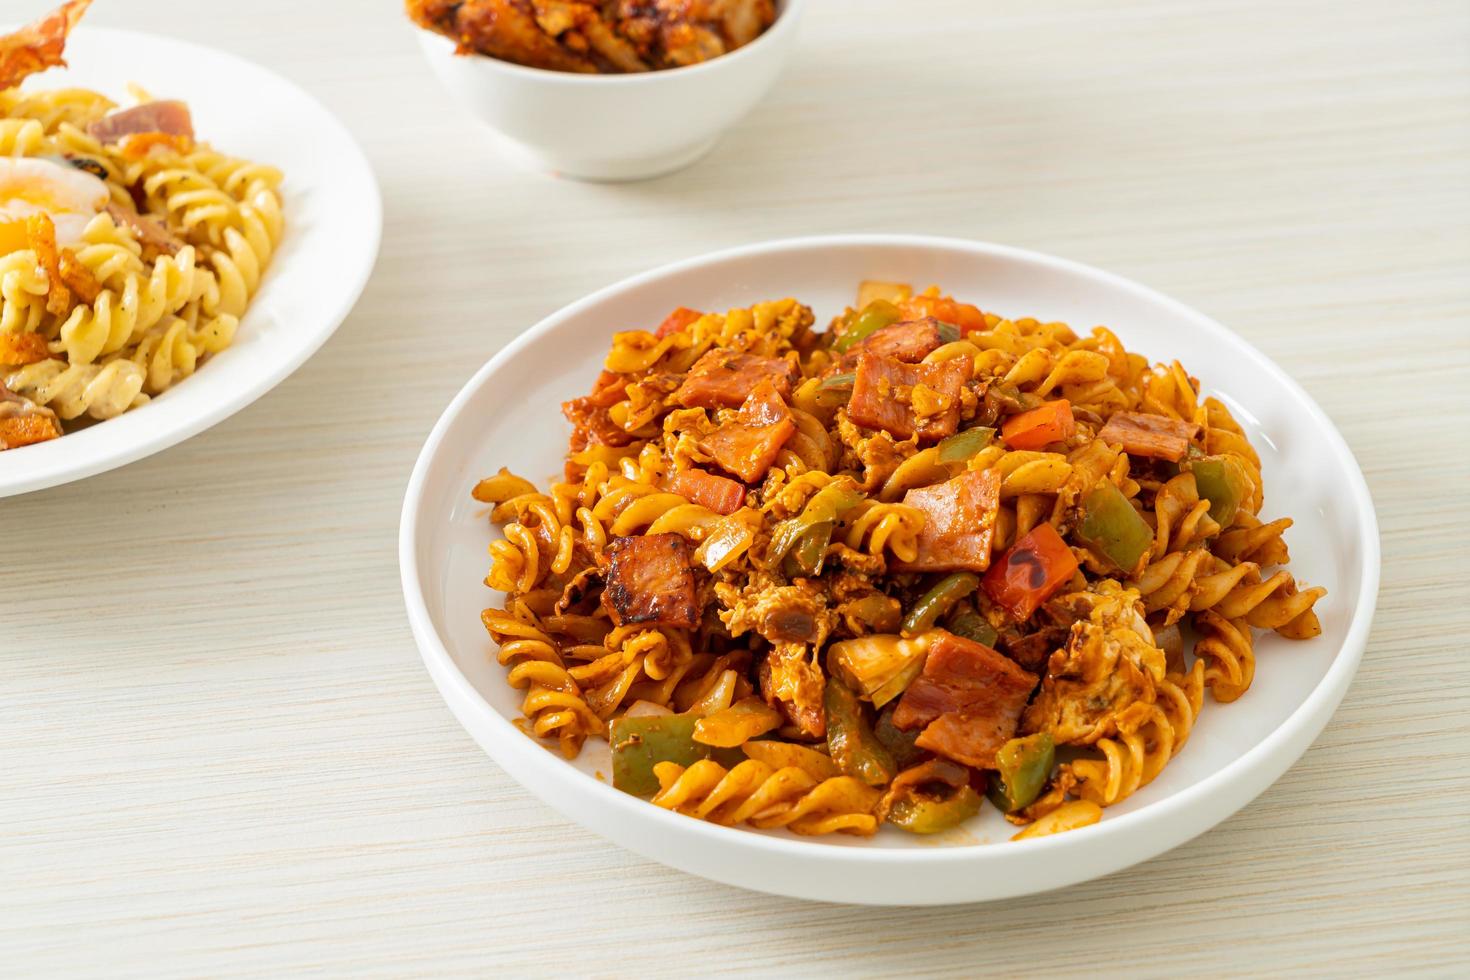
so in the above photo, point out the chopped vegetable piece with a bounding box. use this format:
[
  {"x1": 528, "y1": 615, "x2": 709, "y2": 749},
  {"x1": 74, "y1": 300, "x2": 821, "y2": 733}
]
[
  {"x1": 654, "y1": 305, "x2": 703, "y2": 338},
  {"x1": 602, "y1": 533, "x2": 701, "y2": 629},
  {"x1": 1074, "y1": 481, "x2": 1154, "y2": 576},
  {"x1": 847, "y1": 352, "x2": 967, "y2": 443},
  {"x1": 767, "y1": 478, "x2": 863, "y2": 562},
  {"x1": 693, "y1": 510, "x2": 758, "y2": 572},
  {"x1": 878, "y1": 759, "x2": 983, "y2": 834},
  {"x1": 945, "y1": 608, "x2": 999, "y2": 648},
  {"x1": 896, "y1": 292, "x2": 988, "y2": 334},
  {"x1": 832, "y1": 299, "x2": 902, "y2": 353},
  {"x1": 894, "y1": 468, "x2": 1001, "y2": 573},
  {"x1": 987, "y1": 732, "x2": 1056, "y2": 812},
  {"x1": 856, "y1": 280, "x2": 911, "y2": 308},
  {"x1": 1096, "y1": 410, "x2": 1200, "y2": 462},
  {"x1": 783, "y1": 521, "x2": 833, "y2": 578},
  {"x1": 814, "y1": 372, "x2": 856, "y2": 408},
  {"x1": 825, "y1": 679, "x2": 897, "y2": 786},
  {"x1": 827, "y1": 631, "x2": 935, "y2": 707},
  {"x1": 1187, "y1": 455, "x2": 1252, "y2": 525},
  {"x1": 667, "y1": 468, "x2": 746, "y2": 515},
  {"x1": 935, "y1": 426, "x2": 995, "y2": 464},
  {"x1": 739, "y1": 739, "x2": 841, "y2": 780},
  {"x1": 1000, "y1": 399, "x2": 1075, "y2": 450},
  {"x1": 693, "y1": 697, "x2": 783, "y2": 748},
  {"x1": 873, "y1": 705, "x2": 927, "y2": 770},
  {"x1": 982, "y1": 524, "x2": 1080, "y2": 621},
  {"x1": 612, "y1": 714, "x2": 732, "y2": 796},
  {"x1": 675, "y1": 350, "x2": 794, "y2": 409},
  {"x1": 901, "y1": 572, "x2": 980, "y2": 635},
  {"x1": 893, "y1": 630, "x2": 1037, "y2": 768},
  {"x1": 700, "y1": 378, "x2": 796, "y2": 482}
]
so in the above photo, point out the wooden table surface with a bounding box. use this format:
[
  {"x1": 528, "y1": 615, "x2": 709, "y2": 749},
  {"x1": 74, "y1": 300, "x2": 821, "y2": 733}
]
[{"x1": 6, "y1": 0, "x2": 1468, "y2": 974}]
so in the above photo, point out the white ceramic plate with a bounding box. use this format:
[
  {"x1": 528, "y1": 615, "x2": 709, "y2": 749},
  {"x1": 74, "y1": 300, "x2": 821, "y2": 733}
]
[
  {"x1": 0, "y1": 26, "x2": 380, "y2": 497},
  {"x1": 400, "y1": 235, "x2": 1379, "y2": 906}
]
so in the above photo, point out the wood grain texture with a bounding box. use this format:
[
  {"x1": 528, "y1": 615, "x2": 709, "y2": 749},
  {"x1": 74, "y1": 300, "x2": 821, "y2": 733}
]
[{"x1": 4, "y1": 0, "x2": 1469, "y2": 974}]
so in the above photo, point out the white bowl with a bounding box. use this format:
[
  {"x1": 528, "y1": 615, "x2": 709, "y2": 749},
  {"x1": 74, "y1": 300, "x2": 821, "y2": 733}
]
[
  {"x1": 0, "y1": 26, "x2": 381, "y2": 497},
  {"x1": 413, "y1": 1, "x2": 805, "y2": 181},
  {"x1": 399, "y1": 235, "x2": 1380, "y2": 905}
]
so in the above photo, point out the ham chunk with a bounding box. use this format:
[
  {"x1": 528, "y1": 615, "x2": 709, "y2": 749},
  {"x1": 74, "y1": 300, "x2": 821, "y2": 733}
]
[
  {"x1": 88, "y1": 100, "x2": 194, "y2": 144},
  {"x1": 666, "y1": 468, "x2": 746, "y2": 515},
  {"x1": 1096, "y1": 411, "x2": 1200, "y2": 462},
  {"x1": 840, "y1": 316, "x2": 945, "y2": 368},
  {"x1": 601, "y1": 533, "x2": 701, "y2": 629},
  {"x1": 893, "y1": 630, "x2": 1037, "y2": 768},
  {"x1": 674, "y1": 349, "x2": 794, "y2": 409},
  {"x1": 893, "y1": 467, "x2": 1000, "y2": 572},
  {"x1": 847, "y1": 352, "x2": 966, "y2": 443},
  {"x1": 105, "y1": 203, "x2": 183, "y2": 259},
  {"x1": 699, "y1": 378, "x2": 795, "y2": 483}
]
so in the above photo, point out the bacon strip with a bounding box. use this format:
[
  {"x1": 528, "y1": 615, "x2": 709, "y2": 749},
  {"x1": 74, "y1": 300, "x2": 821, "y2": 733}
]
[
  {"x1": 1096, "y1": 411, "x2": 1201, "y2": 462},
  {"x1": 893, "y1": 630, "x2": 1037, "y2": 768},
  {"x1": 675, "y1": 349, "x2": 794, "y2": 409},
  {"x1": 88, "y1": 100, "x2": 195, "y2": 144},
  {"x1": 894, "y1": 467, "x2": 1001, "y2": 572},
  {"x1": 699, "y1": 378, "x2": 795, "y2": 483},
  {"x1": 847, "y1": 352, "x2": 966, "y2": 443},
  {"x1": 601, "y1": 532, "x2": 701, "y2": 629},
  {"x1": 0, "y1": 0, "x2": 90, "y2": 91},
  {"x1": 666, "y1": 468, "x2": 745, "y2": 515},
  {"x1": 839, "y1": 316, "x2": 945, "y2": 368}
]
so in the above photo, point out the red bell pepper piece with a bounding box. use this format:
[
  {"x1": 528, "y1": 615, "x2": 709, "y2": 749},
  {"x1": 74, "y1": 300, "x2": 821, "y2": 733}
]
[
  {"x1": 655, "y1": 306, "x2": 703, "y2": 338},
  {"x1": 982, "y1": 523, "x2": 1079, "y2": 621},
  {"x1": 1000, "y1": 399, "x2": 1075, "y2": 450},
  {"x1": 897, "y1": 294, "x2": 988, "y2": 334}
]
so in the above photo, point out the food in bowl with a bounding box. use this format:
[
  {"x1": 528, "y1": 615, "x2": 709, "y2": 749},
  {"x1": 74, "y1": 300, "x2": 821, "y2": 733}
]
[
  {"x1": 469, "y1": 280, "x2": 1326, "y2": 840},
  {"x1": 406, "y1": 0, "x2": 777, "y2": 74},
  {"x1": 0, "y1": 0, "x2": 284, "y2": 451}
]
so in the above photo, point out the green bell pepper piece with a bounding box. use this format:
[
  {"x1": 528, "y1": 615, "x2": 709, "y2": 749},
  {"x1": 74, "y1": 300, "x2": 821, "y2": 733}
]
[
  {"x1": 782, "y1": 521, "x2": 833, "y2": 578},
  {"x1": 768, "y1": 481, "x2": 863, "y2": 562},
  {"x1": 987, "y1": 732, "x2": 1056, "y2": 812},
  {"x1": 1075, "y1": 481, "x2": 1154, "y2": 576},
  {"x1": 901, "y1": 572, "x2": 981, "y2": 635},
  {"x1": 825, "y1": 678, "x2": 897, "y2": 787},
  {"x1": 873, "y1": 705, "x2": 927, "y2": 770},
  {"x1": 1187, "y1": 455, "x2": 1251, "y2": 526},
  {"x1": 813, "y1": 372, "x2": 855, "y2": 409},
  {"x1": 945, "y1": 608, "x2": 999, "y2": 648},
  {"x1": 611, "y1": 715, "x2": 744, "y2": 797},
  {"x1": 831, "y1": 300, "x2": 902, "y2": 353},
  {"x1": 935, "y1": 426, "x2": 995, "y2": 465},
  {"x1": 887, "y1": 784, "x2": 984, "y2": 834}
]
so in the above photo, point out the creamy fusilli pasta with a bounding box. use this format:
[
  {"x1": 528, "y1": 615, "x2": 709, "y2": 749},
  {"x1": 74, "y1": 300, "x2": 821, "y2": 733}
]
[{"x1": 0, "y1": 1, "x2": 283, "y2": 451}]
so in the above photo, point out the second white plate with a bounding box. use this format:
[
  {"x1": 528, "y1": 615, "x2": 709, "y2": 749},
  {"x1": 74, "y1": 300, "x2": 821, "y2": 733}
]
[{"x1": 0, "y1": 25, "x2": 380, "y2": 497}]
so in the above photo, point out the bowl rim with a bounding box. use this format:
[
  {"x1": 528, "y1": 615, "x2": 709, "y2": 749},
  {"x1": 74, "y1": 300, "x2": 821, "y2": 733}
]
[
  {"x1": 411, "y1": 0, "x2": 806, "y2": 84},
  {"x1": 398, "y1": 233, "x2": 1380, "y2": 871}
]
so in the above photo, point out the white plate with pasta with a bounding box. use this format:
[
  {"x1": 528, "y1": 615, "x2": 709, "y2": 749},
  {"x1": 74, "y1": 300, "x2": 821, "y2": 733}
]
[
  {"x1": 0, "y1": 4, "x2": 379, "y2": 495},
  {"x1": 400, "y1": 236, "x2": 1378, "y2": 905}
]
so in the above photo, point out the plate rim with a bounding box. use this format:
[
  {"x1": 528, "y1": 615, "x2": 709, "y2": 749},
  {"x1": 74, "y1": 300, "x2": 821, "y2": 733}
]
[
  {"x1": 0, "y1": 24, "x2": 383, "y2": 497},
  {"x1": 398, "y1": 233, "x2": 1380, "y2": 899}
]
